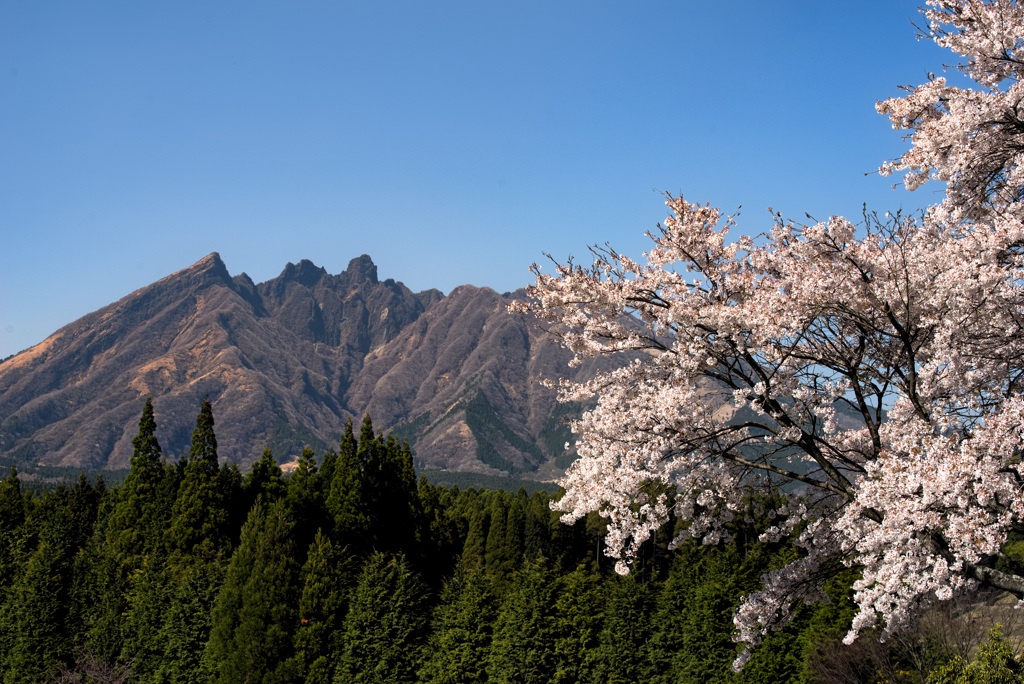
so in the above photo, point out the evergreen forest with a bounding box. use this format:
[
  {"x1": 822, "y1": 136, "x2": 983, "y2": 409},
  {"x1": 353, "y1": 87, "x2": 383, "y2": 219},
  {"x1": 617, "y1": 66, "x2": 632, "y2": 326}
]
[{"x1": 0, "y1": 397, "x2": 1020, "y2": 683}]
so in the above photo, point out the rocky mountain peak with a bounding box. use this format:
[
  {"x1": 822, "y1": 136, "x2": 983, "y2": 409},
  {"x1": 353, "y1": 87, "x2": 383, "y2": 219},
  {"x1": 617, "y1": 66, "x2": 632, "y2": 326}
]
[
  {"x1": 344, "y1": 254, "x2": 378, "y2": 286},
  {"x1": 278, "y1": 259, "x2": 327, "y2": 288},
  {"x1": 156, "y1": 252, "x2": 233, "y2": 290}
]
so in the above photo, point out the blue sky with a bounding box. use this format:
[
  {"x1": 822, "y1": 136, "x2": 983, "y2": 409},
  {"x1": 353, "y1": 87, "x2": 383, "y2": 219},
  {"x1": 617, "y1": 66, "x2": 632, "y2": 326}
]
[{"x1": 1, "y1": 1, "x2": 950, "y2": 359}]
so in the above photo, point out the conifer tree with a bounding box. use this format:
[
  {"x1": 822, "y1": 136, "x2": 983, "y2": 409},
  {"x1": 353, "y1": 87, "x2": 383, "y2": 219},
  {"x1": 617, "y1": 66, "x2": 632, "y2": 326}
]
[
  {"x1": 244, "y1": 447, "x2": 287, "y2": 513},
  {"x1": 0, "y1": 465, "x2": 24, "y2": 528},
  {"x1": 484, "y1": 493, "x2": 514, "y2": 590},
  {"x1": 327, "y1": 418, "x2": 369, "y2": 553},
  {"x1": 0, "y1": 483, "x2": 98, "y2": 683},
  {"x1": 355, "y1": 415, "x2": 390, "y2": 550},
  {"x1": 460, "y1": 496, "x2": 490, "y2": 574},
  {"x1": 204, "y1": 501, "x2": 301, "y2": 683},
  {"x1": 351, "y1": 415, "x2": 421, "y2": 555},
  {"x1": 646, "y1": 532, "x2": 808, "y2": 684},
  {"x1": 336, "y1": 552, "x2": 428, "y2": 684},
  {"x1": 64, "y1": 474, "x2": 102, "y2": 551},
  {"x1": 374, "y1": 436, "x2": 420, "y2": 556},
  {"x1": 0, "y1": 466, "x2": 26, "y2": 601},
  {"x1": 419, "y1": 563, "x2": 498, "y2": 684},
  {"x1": 293, "y1": 529, "x2": 356, "y2": 683},
  {"x1": 220, "y1": 459, "x2": 246, "y2": 542},
  {"x1": 318, "y1": 446, "x2": 337, "y2": 495},
  {"x1": 416, "y1": 477, "x2": 463, "y2": 587},
  {"x1": 523, "y1": 491, "x2": 552, "y2": 562},
  {"x1": 190, "y1": 395, "x2": 218, "y2": 465},
  {"x1": 121, "y1": 547, "x2": 176, "y2": 681},
  {"x1": 552, "y1": 566, "x2": 603, "y2": 684},
  {"x1": 593, "y1": 573, "x2": 656, "y2": 684},
  {"x1": 167, "y1": 397, "x2": 230, "y2": 560},
  {"x1": 504, "y1": 492, "x2": 526, "y2": 572},
  {"x1": 58, "y1": 476, "x2": 103, "y2": 650},
  {"x1": 154, "y1": 559, "x2": 224, "y2": 684},
  {"x1": 77, "y1": 518, "x2": 123, "y2": 665},
  {"x1": 647, "y1": 545, "x2": 735, "y2": 684},
  {"x1": 0, "y1": 469, "x2": 25, "y2": 677},
  {"x1": 1, "y1": 536, "x2": 75, "y2": 683},
  {"x1": 86, "y1": 397, "x2": 169, "y2": 662},
  {"x1": 486, "y1": 558, "x2": 560, "y2": 684},
  {"x1": 286, "y1": 446, "x2": 326, "y2": 555},
  {"x1": 357, "y1": 412, "x2": 376, "y2": 454},
  {"x1": 111, "y1": 397, "x2": 166, "y2": 551}
]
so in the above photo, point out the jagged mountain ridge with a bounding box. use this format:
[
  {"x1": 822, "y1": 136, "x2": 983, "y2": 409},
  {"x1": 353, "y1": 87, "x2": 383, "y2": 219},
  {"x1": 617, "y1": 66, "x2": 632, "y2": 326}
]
[{"x1": 0, "y1": 253, "x2": 585, "y2": 475}]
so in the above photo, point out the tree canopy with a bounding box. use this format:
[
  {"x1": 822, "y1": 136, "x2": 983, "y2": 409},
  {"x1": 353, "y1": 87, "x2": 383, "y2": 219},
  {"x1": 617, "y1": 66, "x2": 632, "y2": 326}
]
[{"x1": 2, "y1": 398, "x2": 1020, "y2": 681}]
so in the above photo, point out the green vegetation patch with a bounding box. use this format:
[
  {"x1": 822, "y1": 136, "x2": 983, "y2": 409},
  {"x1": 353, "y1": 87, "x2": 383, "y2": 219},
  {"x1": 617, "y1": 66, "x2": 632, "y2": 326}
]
[
  {"x1": 463, "y1": 390, "x2": 544, "y2": 474},
  {"x1": 418, "y1": 468, "x2": 557, "y2": 494},
  {"x1": 268, "y1": 413, "x2": 329, "y2": 460}
]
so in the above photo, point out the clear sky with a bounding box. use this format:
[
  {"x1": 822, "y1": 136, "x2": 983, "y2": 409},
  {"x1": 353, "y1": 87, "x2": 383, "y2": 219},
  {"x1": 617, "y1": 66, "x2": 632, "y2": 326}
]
[{"x1": 1, "y1": 1, "x2": 952, "y2": 359}]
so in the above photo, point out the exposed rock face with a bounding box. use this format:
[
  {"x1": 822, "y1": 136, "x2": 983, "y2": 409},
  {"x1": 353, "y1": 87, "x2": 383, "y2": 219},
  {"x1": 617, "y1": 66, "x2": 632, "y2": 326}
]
[
  {"x1": 348, "y1": 285, "x2": 583, "y2": 475},
  {"x1": 0, "y1": 253, "x2": 588, "y2": 475}
]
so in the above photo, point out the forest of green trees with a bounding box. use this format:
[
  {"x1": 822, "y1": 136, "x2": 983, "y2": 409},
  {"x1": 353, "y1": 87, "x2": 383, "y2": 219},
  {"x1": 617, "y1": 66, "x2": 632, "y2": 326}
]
[{"x1": 0, "y1": 397, "x2": 1019, "y2": 683}]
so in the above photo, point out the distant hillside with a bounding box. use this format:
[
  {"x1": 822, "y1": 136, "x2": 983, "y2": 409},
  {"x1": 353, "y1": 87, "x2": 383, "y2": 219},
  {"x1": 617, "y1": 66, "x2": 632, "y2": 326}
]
[{"x1": 0, "y1": 253, "x2": 596, "y2": 476}]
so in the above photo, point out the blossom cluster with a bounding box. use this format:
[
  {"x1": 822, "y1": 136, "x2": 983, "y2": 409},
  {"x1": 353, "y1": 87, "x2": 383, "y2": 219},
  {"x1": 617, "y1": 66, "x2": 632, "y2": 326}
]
[{"x1": 879, "y1": 0, "x2": 1024, "y2": 223}]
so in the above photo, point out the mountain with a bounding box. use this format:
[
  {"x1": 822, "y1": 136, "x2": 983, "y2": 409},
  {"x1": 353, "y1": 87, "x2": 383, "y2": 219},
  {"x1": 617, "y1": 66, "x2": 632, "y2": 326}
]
[
  {"x1": 0, "y1": 253, "x2": 590, "y2": 476},
  {"x1": 348, "y1": 284, "x2": 584, "y2": 476}
]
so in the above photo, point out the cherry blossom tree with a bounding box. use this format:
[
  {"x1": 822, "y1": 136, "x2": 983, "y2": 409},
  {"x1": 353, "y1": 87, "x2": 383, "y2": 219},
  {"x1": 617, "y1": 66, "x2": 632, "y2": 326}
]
[
  {"x1": 512, "y1": 0, "x2": 1024, "y2": 669},
  {"x1": 879, "y1": 0, "x2": 1024, "y2": 224}
]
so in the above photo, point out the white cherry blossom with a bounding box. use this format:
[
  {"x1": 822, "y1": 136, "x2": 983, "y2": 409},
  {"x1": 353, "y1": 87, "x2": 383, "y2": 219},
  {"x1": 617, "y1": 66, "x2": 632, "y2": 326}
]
[{"x1": 512, "y1": 0, "x2": 1024, "y2": 669}]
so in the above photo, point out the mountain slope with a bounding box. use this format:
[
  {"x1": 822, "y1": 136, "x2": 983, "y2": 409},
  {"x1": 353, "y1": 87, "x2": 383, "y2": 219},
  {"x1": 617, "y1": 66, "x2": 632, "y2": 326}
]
[
  {"x1": 347, "y1": 285, "x2": 583, "y2": 475},
  {"x1": 0, "y1": 253, "x2": 583, "y2": 474}
]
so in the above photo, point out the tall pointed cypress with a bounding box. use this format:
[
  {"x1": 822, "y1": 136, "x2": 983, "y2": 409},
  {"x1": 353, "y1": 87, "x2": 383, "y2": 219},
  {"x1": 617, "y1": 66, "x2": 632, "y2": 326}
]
[
  {"x1": 460, "y1": 503, "x2": 490, "y2": 573},
  {"x1": 219, "y1": 459, "x2": 245, "y2": 545},
  {"x1": 364, "y1": 432, "x2": 419, "y2": 556},
  {"x1": 354, "y1": 414, "x2": 382, "y2": 547},
  {"x1": 2, "y1": 535, "x2": 75, "y2": 682},
  {"x1": 648, "y1": 542, "x2": 751, "y2": 684},
  {"x1": 524, "y1": 491, "x2": 553, "y2": 562},
  {"x1": 357, "y1": 412, "x2": 376, "y2": 458},
  {"x1": 132, "y1": 396, "x2": 163, "y2": 472},
  {"x1": 0, "y1": 465, "x2": 23, "y2": 526},
  {"x1": 122, "y1": 547, "x2": 176, "y2": 681},
  {"x1": 327, "y1": 418, "x2": 368, "y2": 553},
  {"x1": 0, "y1": 467, "x2": 26, "y2": 673},
  {"x1": 505, "y1": 492, "x2": 526, "y2": 572},
  {"x1": 484, "y1": 494, "x2": 513, "y2": 589},
  {"x1": 102, "y1": 397, "x2": 168, "y2": 579},
  {"x1": 190, "y1": 395, "x2": 218, "y2": 466},
  {"x1": 417, "y1": 477, "x2": 462, "y2": 586},
  {"x1": 167, "y1": 396, "x2": 229, "y2": 560},
  {"x1": 318, "y1": 446, "x2": 337, "y2": 495}
]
